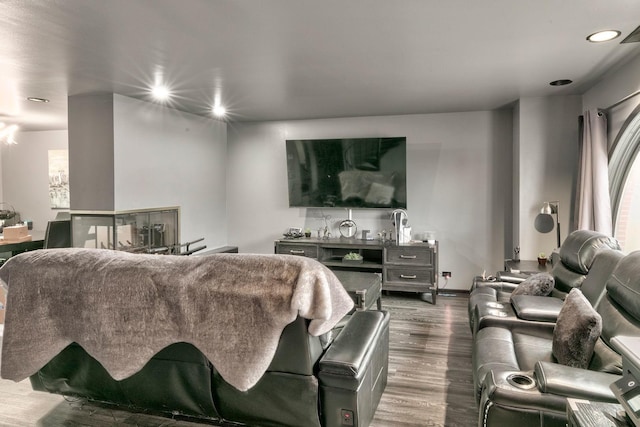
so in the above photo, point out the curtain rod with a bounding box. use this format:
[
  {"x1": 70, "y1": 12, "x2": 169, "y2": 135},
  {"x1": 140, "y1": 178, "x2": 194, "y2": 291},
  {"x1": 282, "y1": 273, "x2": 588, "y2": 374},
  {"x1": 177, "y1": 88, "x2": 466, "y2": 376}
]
[{"x1": 600, "y1": 90, "x2": 640, "y2": 113}]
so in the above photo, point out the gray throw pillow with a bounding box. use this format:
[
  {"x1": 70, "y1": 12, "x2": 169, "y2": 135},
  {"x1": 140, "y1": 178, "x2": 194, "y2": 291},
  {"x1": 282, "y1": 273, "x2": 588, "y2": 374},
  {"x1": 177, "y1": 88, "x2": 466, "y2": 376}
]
[
  {"x1": 552, "y1": 288, "x2": 602, "y2": 369},
  {"x1": 510, "y1": 273, "x2": 555, "y2": 297}
]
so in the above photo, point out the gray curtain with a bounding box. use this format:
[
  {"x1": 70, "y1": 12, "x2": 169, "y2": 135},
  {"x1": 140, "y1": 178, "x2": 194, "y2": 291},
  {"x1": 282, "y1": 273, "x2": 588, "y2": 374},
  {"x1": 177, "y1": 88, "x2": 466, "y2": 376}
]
[{"x1": 574, "y1": 110, "x2": 612, "y2": 234}]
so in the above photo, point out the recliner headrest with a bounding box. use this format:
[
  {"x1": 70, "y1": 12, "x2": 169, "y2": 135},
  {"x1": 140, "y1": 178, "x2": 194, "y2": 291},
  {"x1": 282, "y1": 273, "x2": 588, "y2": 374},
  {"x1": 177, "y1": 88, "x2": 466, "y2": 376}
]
[
  {"x1": 606, "y1": 251, "x2": 640, "y2": 321},
  {"x1": 559, "y1": 230, "x2": 621, "y2": 274}
]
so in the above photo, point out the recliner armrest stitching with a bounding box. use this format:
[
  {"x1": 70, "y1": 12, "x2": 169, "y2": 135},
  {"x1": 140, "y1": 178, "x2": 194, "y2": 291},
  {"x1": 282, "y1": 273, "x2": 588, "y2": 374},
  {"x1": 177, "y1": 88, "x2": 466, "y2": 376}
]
[
  {"x1": 534, "y1": 361, "x2": 619, "y2": 401},
  {"x1": 319, "y1": 310, "x2": 389, "y2": 378}
]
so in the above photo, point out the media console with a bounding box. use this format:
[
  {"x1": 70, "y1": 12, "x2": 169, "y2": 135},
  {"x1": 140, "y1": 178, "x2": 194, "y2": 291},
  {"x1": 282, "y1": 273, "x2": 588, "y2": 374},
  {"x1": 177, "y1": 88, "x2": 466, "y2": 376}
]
[{"x1": 274, "y1": 237, "x2": 439, "y2": 304}]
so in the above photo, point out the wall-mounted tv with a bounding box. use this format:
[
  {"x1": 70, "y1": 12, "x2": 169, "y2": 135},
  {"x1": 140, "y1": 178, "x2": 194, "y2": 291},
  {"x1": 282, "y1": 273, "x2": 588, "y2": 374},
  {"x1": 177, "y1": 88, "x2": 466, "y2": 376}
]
[{"x1": 286, "y1": 137, "x2": 407, "y2": 209}]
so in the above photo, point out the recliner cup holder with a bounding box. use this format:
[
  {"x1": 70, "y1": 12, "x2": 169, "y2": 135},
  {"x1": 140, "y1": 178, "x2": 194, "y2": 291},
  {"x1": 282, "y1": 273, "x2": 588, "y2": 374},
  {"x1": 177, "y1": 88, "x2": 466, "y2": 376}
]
[
  {"x1": 487, "y1": 309, "x2": 507, "y2": 317},
  {"x1": 506, "y1": 373, "x2": 536, "y2": 390},
  {"x1": 486, "y1": 302, "x2": 504, "y2": 309}
]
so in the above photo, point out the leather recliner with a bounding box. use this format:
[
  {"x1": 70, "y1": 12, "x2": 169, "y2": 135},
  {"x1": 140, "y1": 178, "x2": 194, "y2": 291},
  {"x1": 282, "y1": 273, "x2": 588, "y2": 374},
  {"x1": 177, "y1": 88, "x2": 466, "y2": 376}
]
[
  {"x1": 470, "y1": 248, "x2": 623, "y2": 336},
  {"x1": 473, "y1": 250, "x2": 640, "y2": 427},
  {"x1": 468, "y1": 230, "x2": 621, "y2": 332}
]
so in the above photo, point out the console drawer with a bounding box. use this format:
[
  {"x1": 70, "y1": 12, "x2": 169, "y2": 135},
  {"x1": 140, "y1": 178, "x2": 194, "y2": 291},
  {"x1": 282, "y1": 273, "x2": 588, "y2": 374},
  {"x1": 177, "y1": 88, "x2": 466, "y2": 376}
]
[
  {"x1": 384, "y1": 267, "x2": 433, "y2": 284},
  {"x1": 384, "y1": 246, "x2": 433, "y2": 266},
  {"x1": 275, "y1": 243, "x2": 318, "y2": 259}
]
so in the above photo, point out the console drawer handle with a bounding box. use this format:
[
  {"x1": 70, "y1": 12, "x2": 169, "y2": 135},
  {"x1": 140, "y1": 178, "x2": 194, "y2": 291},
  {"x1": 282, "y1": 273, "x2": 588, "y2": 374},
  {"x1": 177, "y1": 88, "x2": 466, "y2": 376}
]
[
  {"x1": 290, "y1": 250, "x2": 305, "y2": 255},
  {"x1": 399, "y1": 255, "x2": 417, "y2": 259},
  {"x1": 400, "y1": 274, "x2": 417, "y2": 279}
]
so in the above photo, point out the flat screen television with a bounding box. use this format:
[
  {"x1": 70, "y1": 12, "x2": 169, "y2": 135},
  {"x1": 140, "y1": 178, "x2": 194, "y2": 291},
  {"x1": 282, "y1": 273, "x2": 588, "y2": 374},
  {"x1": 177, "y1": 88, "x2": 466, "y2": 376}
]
[{"x1": 286, "y1": 137, "x2": 407, "y2": 208}]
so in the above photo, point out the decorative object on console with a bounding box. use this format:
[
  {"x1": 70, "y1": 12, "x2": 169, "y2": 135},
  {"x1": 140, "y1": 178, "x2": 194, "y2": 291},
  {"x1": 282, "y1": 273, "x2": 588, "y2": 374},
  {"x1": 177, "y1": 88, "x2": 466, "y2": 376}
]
[
  {"x1": 552, "y1": 288, "x2": 602, "y2": 369},
  {"x1": 339, "y1": 219, "x2": 357, "y2": 238},
  {"x1": 339, "y1": 209, "x2": 357, "y2": 238},
  {"x1": 535, "y1": 201, "x2": 561, "y2": 248},
  {"x1": 343, "y1": 252, "x2": 364, "y2": 264},
  {"x1": 283, "y1": 227, "x2": 304, "y2": 239},
  {"x1": 537, "y1": 252, "x2": 548, "y2": 266},
  {"x1": 391, "y1": 208, "x2": 410, "y2": 244}
]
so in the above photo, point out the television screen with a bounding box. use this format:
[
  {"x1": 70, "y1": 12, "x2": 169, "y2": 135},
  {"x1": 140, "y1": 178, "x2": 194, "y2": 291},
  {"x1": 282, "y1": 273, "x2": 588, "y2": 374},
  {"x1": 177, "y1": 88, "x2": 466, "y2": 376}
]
[{"x1": 286, "y1": 137, "x2": 407, "y2": 208}]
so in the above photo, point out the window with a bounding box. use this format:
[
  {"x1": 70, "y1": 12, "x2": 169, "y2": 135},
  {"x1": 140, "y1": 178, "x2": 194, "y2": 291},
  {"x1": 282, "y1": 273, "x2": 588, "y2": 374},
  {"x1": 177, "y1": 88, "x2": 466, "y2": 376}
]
[{"x1": 610, "y1": 105, "x2": 640, "y2": 251}]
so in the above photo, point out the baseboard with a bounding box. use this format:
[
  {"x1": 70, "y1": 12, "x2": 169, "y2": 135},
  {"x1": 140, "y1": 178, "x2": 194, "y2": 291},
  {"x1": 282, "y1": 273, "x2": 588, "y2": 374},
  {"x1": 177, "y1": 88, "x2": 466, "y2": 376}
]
[{"x1": 437, "y1": 289, "x2": 470, "y2": 296}]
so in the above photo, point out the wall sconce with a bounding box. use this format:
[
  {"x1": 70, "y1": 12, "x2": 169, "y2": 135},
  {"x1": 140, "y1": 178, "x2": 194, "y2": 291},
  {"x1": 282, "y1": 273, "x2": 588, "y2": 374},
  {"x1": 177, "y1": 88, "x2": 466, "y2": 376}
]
[{"x1": 534, "y1": 201, "x2": 561, "y2": 248}]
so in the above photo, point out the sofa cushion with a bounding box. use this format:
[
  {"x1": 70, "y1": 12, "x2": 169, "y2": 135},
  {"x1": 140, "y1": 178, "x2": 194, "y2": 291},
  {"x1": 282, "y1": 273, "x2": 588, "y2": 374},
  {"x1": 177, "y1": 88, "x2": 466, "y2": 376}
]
[
  {"x1": 510, "y1": 295, "x2": 563, "y2": 321},
  {"x1": 510, "y1": 273, "x2": 555, "y2": 298},
  {"x1": 552, "y1": 289, "x2": 602, "y2": 369}
]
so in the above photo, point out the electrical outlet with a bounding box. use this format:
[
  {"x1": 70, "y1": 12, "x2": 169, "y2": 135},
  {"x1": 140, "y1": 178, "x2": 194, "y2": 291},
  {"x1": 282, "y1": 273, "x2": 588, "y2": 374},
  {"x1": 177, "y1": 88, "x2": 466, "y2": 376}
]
[{"x1": 442, "y1": 271, "x2": 452, "y2": 278}]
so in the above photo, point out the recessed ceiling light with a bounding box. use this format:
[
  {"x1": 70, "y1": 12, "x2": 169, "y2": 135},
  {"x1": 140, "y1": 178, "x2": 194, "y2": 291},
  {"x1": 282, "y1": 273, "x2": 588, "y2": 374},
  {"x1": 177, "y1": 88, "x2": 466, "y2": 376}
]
[
  {"x1": 550, "y1": 79, "x2": 573, "y2": 86},
  {"x1": 26, "y1": 97, "x2": 50, "y2": 103},
  {"x1": 0, "y1": 122, "x2": 18, "y2": 145},
  {"x1": 587, "y1": 30, "x2": 621, "y2": 43},
  {"x1": 151, "y1": 85, "x2": 171, "y2": 101},
  {"x1": 212, "y1": 105, "x2": 226, "y2": 117}
]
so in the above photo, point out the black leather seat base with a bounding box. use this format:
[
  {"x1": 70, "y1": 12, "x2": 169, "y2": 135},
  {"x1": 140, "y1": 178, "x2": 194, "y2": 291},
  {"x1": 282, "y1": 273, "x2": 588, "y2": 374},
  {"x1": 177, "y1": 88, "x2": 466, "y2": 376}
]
[
  {"x1": 213, "y1": 370, "x2": 322, "y2": 427},
  {"x1": 472, "y1": 326, "x2": 555, "y2": 399},
  {"x1": 28, "y1": 309, "x2": 390, "y2": 427},
  {"x1": 510, "y1": 295, "x2": 564, "y2": 321},
  {"x1": 30, "y1": 342, "x2": 220, "y2": 419}
]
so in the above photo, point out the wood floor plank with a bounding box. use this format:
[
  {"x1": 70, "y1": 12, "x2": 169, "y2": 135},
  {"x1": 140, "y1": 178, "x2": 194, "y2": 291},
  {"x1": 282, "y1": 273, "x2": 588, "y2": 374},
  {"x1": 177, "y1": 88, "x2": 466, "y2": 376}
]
[
  {"x1": 0, "y1": 293, "x2": 476, "y2": 426},
  {"x1": 371, "y1": 293, "x2": 476, "y2": 427}
]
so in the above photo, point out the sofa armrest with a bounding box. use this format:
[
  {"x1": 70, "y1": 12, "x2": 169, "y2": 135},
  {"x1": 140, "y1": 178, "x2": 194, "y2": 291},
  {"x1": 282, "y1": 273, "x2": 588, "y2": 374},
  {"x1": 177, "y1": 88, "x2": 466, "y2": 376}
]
[
  {"x1": 511, "y1": 295, "x2": 563, "y2": 322},
  {"x1": 496, "y1": 271, "x2": 529, "y2": 284},
  {"x1": 319, "y1": 310, "x2": 390, "y2": 388},
  {"x1": 473, "y1": 280, "x2": 521, "y2": 293},
  {"x1": 534, "y1": 361, "x2": 619, "y2": 402},
  {"x1": 319, "y1": 310, "x2": 390, "y2": 427}
]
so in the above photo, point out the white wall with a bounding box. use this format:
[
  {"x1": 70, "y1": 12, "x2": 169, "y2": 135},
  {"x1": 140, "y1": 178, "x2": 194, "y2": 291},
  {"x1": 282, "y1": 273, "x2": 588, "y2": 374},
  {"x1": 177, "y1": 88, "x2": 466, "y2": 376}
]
[
  {"x1": 113, "y1": 95, "x2": 228, "y2": 248},
  {"x1": 0, "y1": 142, "x2": 3, "y2": 202},
  {"x1": 0, "y1": 130, "x2": 68, "y2": 232},
  {"x1": 227, "y1": 111, "x2": 513, "y2": 291},
  {"x1": 582, "y1": 51, "x2": 640, "y2": 143},
  {"x1": 68, "y1": 94, "x2": 115, "y2": 211},
  {"x1": 515, "y1": 96, "x2": 582, "y2": 259}
]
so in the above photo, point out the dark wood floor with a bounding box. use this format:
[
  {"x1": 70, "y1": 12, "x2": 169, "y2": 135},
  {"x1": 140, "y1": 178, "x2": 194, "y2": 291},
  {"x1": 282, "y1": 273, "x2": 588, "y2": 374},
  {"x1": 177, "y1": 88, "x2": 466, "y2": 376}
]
[
  {"x1": 371, "y1": 292, "x2": 476, "y2": 427},
  {"x1": 0, "y1": 293, "x2": 477, "y2": 426}
]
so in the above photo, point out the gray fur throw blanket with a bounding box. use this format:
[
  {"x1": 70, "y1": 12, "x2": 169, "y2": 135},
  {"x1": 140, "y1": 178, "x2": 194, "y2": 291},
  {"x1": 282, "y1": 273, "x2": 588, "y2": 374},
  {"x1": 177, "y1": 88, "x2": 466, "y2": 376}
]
[{"x1": 0, "y1": 248, "x2": 354, "y2": 391}]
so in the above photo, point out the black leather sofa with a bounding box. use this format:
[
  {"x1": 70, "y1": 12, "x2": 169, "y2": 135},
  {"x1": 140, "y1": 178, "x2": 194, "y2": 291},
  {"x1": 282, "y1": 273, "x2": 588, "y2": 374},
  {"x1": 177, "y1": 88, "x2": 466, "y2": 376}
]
[
  {"x1": 1, "y1": 249, "x2": 390, "y2": 427},
  {"x1": 30, "y1": 310, "x2": 389, "y2": 427},
  {"x1": 472, "y1": 249, "x2": 640, "y2": 427},
  {"x1": 470, "y1": 248, "x2": 623, "y2": 337}
]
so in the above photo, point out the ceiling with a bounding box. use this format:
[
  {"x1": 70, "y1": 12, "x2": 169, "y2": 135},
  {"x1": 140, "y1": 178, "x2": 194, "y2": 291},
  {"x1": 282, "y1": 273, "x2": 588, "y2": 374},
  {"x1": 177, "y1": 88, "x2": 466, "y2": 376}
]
[{"x1": 1, "y1": 0, "x2": 640, "y2": 132}]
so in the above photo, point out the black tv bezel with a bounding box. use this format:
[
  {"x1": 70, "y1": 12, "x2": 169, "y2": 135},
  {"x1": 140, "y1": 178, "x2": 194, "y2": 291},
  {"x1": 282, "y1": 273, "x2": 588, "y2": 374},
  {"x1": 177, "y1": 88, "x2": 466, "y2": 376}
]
[{"x1": 285, "y1": 136, "x2": 407, "y2": 209}]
